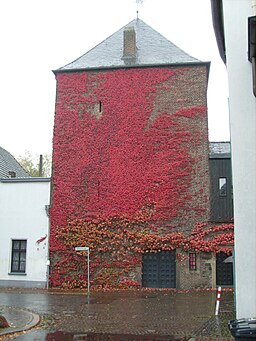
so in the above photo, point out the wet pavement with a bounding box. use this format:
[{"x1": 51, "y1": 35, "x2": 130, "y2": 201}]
[
  {"x1": 0, "y1": 289, "x2": 235, "y2": 340},
  {"x1": 0, "y1": 306, "x2": 39, "y2": 336}
]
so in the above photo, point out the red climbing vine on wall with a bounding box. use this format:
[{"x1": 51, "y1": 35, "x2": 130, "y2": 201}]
[
  {"x1": 53, "y1": 214, "x2": 233, "y2": 289},
  {"x1": 49, "y1": 66, "x2": 228, "y2": 289}
]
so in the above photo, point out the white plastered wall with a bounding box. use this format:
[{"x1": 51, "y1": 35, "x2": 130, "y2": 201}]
[
  {"x1": 223, "y1": 0, "x2": 256, "y2": 318},
  {"x1": 0, "y1": 179, "x2": 50, "y2": 287}
]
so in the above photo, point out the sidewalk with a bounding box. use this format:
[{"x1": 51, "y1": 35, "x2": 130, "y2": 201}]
[{"x1": 0, "y1": 306, "x2": 40, "y2": 336}]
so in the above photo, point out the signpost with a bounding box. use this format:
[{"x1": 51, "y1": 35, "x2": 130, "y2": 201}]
[{"x1": 75, "y1": 246, "x2": 90, "y2": 302}]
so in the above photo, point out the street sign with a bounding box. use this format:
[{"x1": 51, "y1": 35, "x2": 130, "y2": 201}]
[
  {"x1": 75, "y1": 246, "x2": 90, "y2": 302},
  {"x1": 75, "y1": 246, "x2": 89, "y2": 251}
]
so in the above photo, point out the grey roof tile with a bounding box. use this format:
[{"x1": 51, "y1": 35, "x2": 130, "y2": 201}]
[
  {"x1": 57, "y1": 18, "x2": 201, "y2": 72},
  {"x1": 0, "y1": 147, "x2": 30, "y2": 178},
  {"x1": 209, "y1": 142, "x2": 231, "y2": 158}
]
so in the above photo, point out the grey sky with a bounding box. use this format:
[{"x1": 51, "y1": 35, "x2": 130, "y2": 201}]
[{"x1": 0, "y1": 0, "x2": 229, "y2": 157}]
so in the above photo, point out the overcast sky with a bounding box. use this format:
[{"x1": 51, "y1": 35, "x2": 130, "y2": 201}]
[{"x1": 0, "y1": 0, "x2": 230, "y2": 157}]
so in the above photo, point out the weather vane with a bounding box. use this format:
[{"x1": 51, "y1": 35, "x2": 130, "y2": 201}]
[{"x1": 136, "y1": 0, "x2": 143, "y2": 19}]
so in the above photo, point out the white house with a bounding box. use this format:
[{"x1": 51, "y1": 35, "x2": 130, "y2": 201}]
[
  {"x1": 212, "y1": 0, "x2": 256, "y2": 318},
  {"x1": 0, "y1": 147, "x2": 51, "y2": 288}
]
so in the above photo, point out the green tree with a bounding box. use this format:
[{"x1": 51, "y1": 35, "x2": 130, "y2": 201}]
[{"x1": 17, "y1": 151, "x2": 52, "y2": 177}]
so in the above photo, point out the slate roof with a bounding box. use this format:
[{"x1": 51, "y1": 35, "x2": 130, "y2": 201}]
[
  {"x1": 57, "y1": 18, "x2": 202, "y2": 72},
  {"x1": 0, "y1": 147, "x2": 30, "y2": 178},
  {"x1": 209, "y1": 142, "x2": 231, "y2": 158}
]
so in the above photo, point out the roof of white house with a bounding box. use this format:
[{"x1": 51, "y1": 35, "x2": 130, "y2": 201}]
[
  {"x1": 209, "y1": 141, "x2": 231, "y2": 158},
  {"x1": 56, "y1": 18, "x2": 203, "y2": 72},
  {"x1": 0, "y1": 147, "x2": 30, "y2": 178}
]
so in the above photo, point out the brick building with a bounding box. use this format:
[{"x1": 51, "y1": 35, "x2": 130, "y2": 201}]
[{"x1": 50, "y1": 19, "x2": 233, "y2": 290}]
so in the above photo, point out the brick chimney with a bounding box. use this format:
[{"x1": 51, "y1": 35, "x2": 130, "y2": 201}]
[{"x1": 122, "y1": 26, "x2": 137, "y2": 64}]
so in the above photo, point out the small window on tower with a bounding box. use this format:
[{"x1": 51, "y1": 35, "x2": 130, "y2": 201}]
[
  {"x1": 189, "y1": 253, "x2": 197, "y2": 271},
  {"x1": 219, "y1": 177, "x2": 227, "y2": 196}
]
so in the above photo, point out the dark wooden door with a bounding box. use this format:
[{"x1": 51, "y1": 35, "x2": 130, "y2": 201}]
[
  {"x1": 142, "y1": 250, "x2": 176, "y2": 288},
  {"x1": 216, "y1": 252, "x2": 233, "y2": 286}
]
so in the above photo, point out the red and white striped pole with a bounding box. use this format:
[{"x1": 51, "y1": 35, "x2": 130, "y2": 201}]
[{"x1": 215, "y1": 286, "x2": 222, "y2": 315}]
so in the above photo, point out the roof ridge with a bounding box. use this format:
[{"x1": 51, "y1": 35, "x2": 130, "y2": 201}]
[{"x1": 55, "y1": 18, "x2": 202, "y2": 72}]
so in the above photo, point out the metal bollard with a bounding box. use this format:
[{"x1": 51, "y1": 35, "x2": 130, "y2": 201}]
[{"x1": 215, "y1": 286, "x2": 222, "y2": 315}]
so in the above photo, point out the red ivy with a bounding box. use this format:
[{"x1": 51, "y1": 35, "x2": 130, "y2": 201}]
[
  {"x1": 50, "y1": 66, "x2": 219, "y2": 289},
  {"x1": 50, "y1": 214, "x2": 233, "y2": 289}
]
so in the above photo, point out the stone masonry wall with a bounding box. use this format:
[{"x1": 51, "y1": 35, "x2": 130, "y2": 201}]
[{"x1": 50, "y1": 65, "x2": 211, "y2": 289}]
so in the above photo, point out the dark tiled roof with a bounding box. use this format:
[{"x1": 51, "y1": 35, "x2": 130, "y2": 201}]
[
  {"x1": 0, "y1": 147, "x2": 30, "y2": 178},
  {"x1": 209, "y1": 141, "x2": 231, "y2": 158},
  {"x1": 57, "y1": 18, "x2": 201, "y2": 72},
  {"x1": 1, "y1": 177, "x2": 50, "y2": 183}
]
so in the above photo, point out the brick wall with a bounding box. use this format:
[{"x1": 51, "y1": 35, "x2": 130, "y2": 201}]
[{"x1": 50, "y1": 65, "x2": 211, "y2": 289}]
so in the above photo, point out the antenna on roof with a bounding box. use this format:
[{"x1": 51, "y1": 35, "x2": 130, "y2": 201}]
[{"x1": 136, "y1": 0, "x2": 143, "y2": 19}]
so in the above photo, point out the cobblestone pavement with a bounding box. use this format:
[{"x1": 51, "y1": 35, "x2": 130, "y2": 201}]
[
  {"x1": 0, "y1": 289, "x2": 235, "y2": 340},
  {"x1": 191, "y1": 339, "x2": 234, "y2": 341}
]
